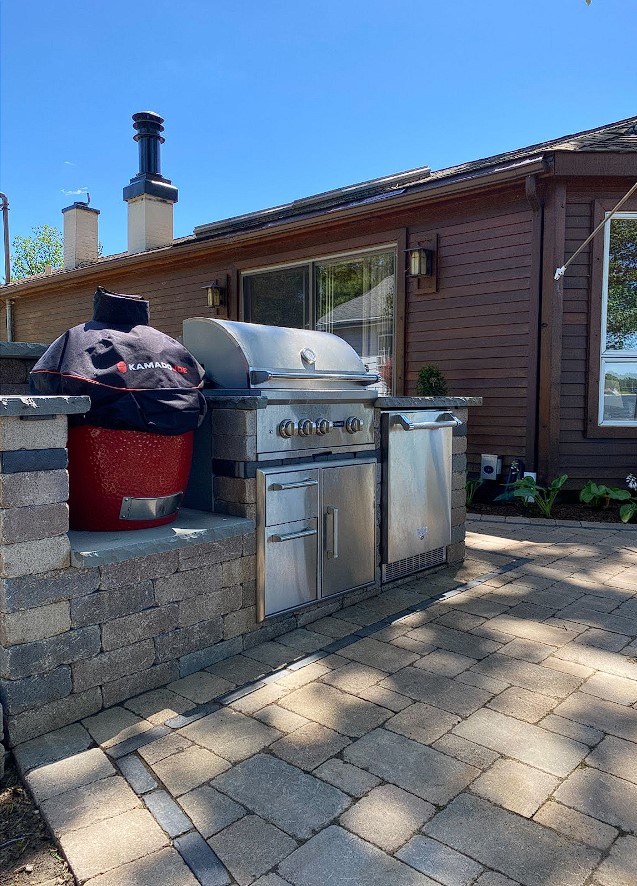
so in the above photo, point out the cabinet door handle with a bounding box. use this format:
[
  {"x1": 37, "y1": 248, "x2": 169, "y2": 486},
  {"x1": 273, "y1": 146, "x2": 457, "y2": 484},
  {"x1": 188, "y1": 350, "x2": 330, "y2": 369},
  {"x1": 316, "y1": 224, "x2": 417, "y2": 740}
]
[
  {"x1": 271, "y1": 479, "x2": 318, "y2": 491},
  {"x1": 270, "y1": 527, "x2": 317, "y2": 542},
  {"x1": 326, "y1": 506, "x2": 339, "y2": 559}
]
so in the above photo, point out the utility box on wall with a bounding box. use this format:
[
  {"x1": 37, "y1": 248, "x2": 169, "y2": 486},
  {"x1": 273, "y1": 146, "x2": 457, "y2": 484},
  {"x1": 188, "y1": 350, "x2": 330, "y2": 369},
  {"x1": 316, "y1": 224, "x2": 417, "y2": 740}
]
[{"x1": 480, "y1": 453, "x2": 502, "y2": 481}]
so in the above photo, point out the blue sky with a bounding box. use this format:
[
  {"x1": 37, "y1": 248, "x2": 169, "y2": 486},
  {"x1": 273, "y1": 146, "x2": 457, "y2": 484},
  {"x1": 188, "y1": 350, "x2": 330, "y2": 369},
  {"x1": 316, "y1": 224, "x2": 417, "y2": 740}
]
[{"x1": 1, "y1": 0, "x2": 636, "y2": 260}]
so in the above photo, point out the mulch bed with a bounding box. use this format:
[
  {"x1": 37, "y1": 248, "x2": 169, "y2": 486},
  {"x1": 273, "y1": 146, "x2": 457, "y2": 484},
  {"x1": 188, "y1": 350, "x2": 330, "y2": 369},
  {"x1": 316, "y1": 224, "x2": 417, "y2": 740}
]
[{"x1": 468, "y1": 499, "x2": 628, "y2": 524}]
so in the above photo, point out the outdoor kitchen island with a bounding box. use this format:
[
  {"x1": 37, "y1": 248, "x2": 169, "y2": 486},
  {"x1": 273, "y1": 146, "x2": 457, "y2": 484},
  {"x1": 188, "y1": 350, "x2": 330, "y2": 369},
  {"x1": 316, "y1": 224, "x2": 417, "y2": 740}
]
[{"x1": 0, "y1": 384, "x2": 479, "y2": 751}]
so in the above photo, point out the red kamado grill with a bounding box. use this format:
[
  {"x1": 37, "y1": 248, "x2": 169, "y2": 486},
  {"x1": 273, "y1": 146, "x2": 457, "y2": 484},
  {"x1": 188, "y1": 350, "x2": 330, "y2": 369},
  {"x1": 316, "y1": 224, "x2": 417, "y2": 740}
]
[{"x1": 30, "y1": 287, "x2": 207, "y2": 531}]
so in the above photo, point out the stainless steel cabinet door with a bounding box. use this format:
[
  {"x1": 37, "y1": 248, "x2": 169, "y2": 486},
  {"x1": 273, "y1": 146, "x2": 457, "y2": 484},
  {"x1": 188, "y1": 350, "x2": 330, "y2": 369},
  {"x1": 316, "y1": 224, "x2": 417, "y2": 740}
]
[
  {"x1": 261, "y1": 518, "x2": 318, "y2": 618},
  {"x1": 322, "y1": 461, "x2": 376, "y2": 597},
  {"x1": 382, "y1": 411, "x2": 453, "y2": 563}
]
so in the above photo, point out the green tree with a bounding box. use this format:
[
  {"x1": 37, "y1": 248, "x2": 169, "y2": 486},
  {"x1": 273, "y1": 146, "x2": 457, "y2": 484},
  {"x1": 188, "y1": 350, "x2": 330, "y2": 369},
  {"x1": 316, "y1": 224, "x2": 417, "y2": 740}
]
[{"x1": 11, "y1": 224, "x2": 63, "y2": 280}]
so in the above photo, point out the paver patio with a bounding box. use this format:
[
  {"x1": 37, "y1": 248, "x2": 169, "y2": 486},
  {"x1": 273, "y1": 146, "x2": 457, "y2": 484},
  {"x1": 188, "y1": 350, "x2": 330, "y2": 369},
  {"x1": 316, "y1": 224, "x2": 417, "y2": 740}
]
[{"x1": 12, "y1": 516, "x2": 637, "y2": 885}]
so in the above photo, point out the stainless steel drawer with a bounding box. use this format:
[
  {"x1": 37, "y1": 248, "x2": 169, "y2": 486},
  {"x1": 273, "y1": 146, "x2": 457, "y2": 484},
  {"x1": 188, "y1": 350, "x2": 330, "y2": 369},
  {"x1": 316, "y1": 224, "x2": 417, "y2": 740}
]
[
  {"x1": 263, "y1": 469, "x2": 319, "y2": 526},
  {"x1": 260, "y1": 518, "x2": 318, "y2": 618}
]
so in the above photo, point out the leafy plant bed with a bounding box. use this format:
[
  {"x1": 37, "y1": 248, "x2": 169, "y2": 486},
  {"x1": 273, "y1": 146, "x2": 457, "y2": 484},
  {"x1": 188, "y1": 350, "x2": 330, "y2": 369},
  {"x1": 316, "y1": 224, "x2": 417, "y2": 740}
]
[{"x1": 468, "y1": 500, "x2": 627, "y2": 524}]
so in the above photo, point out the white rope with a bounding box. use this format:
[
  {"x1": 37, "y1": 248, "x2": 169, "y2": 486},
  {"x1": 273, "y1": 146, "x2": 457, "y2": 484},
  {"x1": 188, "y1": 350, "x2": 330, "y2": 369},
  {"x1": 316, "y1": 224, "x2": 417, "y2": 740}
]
[{"x1": 554, "y1": 178, "x2": 637, "y2": 280}]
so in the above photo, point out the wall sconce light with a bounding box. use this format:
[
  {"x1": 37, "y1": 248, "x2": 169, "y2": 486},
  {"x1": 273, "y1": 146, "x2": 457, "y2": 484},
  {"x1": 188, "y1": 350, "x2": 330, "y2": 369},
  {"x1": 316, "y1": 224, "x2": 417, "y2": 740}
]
[
  {"x1": 408, "y1": 246, "x2": 434, "y2": 277},
  {"x1": 203, "y1": 279, "x2": 226, "y2": 308}
]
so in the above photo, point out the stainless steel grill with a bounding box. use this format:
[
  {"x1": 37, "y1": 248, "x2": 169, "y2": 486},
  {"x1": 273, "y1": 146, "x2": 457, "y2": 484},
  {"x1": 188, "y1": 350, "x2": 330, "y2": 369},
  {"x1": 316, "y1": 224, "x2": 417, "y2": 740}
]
[{"x1": 183, "y1": 318, "x2": 380, "y2": 619}]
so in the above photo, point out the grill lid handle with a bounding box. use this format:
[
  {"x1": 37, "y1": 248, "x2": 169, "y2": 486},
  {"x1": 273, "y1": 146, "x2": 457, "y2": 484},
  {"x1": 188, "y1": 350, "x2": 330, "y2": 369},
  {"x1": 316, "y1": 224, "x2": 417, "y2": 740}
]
[{"x1": 249, "y1": 368, "x2": 380, "y2": 386}]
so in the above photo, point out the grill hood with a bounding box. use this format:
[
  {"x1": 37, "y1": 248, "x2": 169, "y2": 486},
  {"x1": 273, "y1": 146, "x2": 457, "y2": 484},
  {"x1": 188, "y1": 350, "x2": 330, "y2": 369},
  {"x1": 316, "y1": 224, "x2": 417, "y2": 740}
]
[{"x1": 183, "y1": 318, "x2": 380, "y2": 391}]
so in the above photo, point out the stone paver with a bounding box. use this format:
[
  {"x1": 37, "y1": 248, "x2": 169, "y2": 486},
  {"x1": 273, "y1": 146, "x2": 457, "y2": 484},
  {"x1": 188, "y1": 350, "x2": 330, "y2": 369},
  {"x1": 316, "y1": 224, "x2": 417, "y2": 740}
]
[
  {"x1": 580, "y1": 670, "x2": 637, "y2": 704},
  {"x1": 339, "y1": 636, "x2": 420, "y2": 672},
  {"x1": 150, "y1": 745, "x2": 230, "y2": 796},
  {"x1": 385, "y1": 702, "x2": 460, "y2": 745},
  {"x1": 313, "y1": 759, "x2": 380, "y2": 797},
  {"x1": 397, "y1": 835, "x2": 484, "y2": 886},
  {"x1": 340, "y1": 784, "x2": 434, "y2": 852},
  {"x1": 424, "y1": 793, "x2": 600, "y2": 886},
  {"x1": 486, "y1": 685, "x2": 558, "y2": 723},
  {"x1": 40, "y1": 775, "x2": 140, "y2": 834},
  {"x1": 594, "y1": 834, "x2": 637, "y2": 886},
  {"x1": 16, "y1": 520, "x2": 637, "y2": 886},
  {"x1": 58, "y1": 807, "x2": 169, "y2": 883},
  {"x1": 83, "y1": 847, "x2": 200, "y2": 886},
  {"x1": 278, "y1": 682, "x2": 390, "y2": 737},
  {"x1": 382, "y1": 667, "x2": 493, "y2": 716},
  {"x1": 469, "y1": 758, "x2": 559, "y2": 817},
  {"x1": 533, "y1": 800, "x2": 618, "y2": 850},
  {"x1": 278, "y1": 825, "x2": 439, "y2": 886},
  {"x1": 209, "y1": 814, "x2": 297, "y2": 886},
  {"x1": 270, "y1": 721, "x2": 350, "y2": 770},
  {"x1": 212, "y1": 754, "x2": 350, "y2": 839},
  {"x1": 26, "y1": 747, "x2": 115, "y2": 801},
  {"x1": 178, "y1": 784, "x2": 245, "y2": 838},
  {"x1": 343, "y1": 728, "x2": 479, "y2": 804},
  {"x1": 585, "y1": 733, "x2": 637, "y2": 784},
  {"x1": 555, "y1": 766, "x2": 637, "y2": 832},
  {"x1": 453, "y1": 708, "x2": 588, "y2": 776},
  {"x1": 471, "y1": 654, "x2": 584, "y2": 698},
  {"x1": 179, "y1": 707, "x2": 281, "y2": 762}
]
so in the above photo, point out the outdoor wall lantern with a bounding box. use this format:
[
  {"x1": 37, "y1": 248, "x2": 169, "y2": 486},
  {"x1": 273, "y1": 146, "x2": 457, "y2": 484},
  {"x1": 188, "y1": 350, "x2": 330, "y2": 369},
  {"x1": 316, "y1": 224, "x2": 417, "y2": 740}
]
[
  {"x1": 203, "y1": 279, "x2": 227, "y2": 308},
  {"x1": 408, "y1": 246, "x2": 434, "y2": 277}
]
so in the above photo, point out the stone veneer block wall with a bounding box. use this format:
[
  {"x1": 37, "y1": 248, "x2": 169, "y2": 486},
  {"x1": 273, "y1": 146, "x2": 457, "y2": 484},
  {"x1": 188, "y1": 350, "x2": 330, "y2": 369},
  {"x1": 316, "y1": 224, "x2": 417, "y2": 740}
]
[
  {"x1": 0, "y1": 391, "x2": 478, "y2": 751},
  {"x1": 0, "y1": 342, "x2": 47, "y2": 395}
]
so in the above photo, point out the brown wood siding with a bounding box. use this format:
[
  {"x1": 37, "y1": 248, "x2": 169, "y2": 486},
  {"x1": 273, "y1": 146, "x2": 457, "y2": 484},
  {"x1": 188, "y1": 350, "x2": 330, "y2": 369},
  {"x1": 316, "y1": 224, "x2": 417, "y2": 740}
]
[
  {"x1": 557, "y1": 180, "x2": 637, "y2": 486},
  {"x1": 405, "y1": 191, "x2": 536, "y2": 475}
]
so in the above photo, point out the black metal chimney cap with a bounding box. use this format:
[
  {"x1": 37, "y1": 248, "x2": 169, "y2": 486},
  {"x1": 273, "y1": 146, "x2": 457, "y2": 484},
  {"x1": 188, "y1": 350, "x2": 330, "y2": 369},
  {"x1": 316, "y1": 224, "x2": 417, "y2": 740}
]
[
  {"x1": 132, "y1": 111, "x2": 166, "y2": 145},
  {"x1": 123, "y1": 110, "x2": 178, "y2": 204}
]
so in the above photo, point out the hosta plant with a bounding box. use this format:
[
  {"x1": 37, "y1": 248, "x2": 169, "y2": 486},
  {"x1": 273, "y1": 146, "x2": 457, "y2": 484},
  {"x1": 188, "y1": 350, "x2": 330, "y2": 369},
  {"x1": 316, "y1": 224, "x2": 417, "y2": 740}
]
[
  {"x1": 579, "y1": 481, "x2": 631, "y2": 510},
  {"x1": 504, "y1": 474, "x2": 568, "y2": 519}
]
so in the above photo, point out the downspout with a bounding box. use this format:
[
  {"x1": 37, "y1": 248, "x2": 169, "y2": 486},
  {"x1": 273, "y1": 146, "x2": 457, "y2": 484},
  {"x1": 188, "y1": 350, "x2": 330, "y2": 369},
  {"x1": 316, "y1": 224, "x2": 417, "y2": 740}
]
[
  {"x1": 0, "y1": 191, "x2": 13, "y2": 341},
  {"x1": 525, "y1": 172, "x2": 545, "y2": 472}
]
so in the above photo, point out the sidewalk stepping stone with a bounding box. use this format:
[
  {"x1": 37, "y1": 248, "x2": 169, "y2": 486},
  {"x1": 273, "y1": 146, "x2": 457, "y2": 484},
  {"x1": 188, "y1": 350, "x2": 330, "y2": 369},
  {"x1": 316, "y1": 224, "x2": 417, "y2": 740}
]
[
  {"x1": 279, "y1": 683, "x2": 390, "y2": 738},
  {"x1": 340, "y1": 784, "x2": 434, "y2": 852},
  {"x1": 26, "y1": 747, "x2": 115, "y2": 801},
  {"x1": 381, "y1": 668, "x2": 492, "y2": 717},
  {"x1": 149, "y1": 745, "x2": 230, "y2": 796},
  {"x1": 594, "y1": 834, "x2": 637, "y2": 886},
  {"x1": 13, "y1": 722, "x2": 92, "y2": 773},
  {"x1": 396, "y1": 835, "x2": 484, "y2": 885},
  {"x1": 469, "y1": 759, "x2": 559, "y2": 817},
  {"x1": 117, "y1": 754, "x2": 157, "y2": 794},
  {"x1": 270, "y1": 722, "x2": 350, "y2": 771},
  {"x1": 144, "y1": 789, "x2": 192, "y2": 837},
  {"x1": 179, "y1": 708, "x2": 280, "y2": 762},
  {"x1": 178, "y1": 784, "x2": 245, "y2": 838}
]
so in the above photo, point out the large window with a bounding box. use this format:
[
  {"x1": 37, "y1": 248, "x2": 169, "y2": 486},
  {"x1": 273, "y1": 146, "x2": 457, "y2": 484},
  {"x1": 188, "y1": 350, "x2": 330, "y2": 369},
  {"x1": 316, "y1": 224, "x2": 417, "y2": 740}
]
[
  {"x1": 242, "y1": 247, "x2": 396, "y2": 392},
  {"x1": 600, "y1": 213, "x2": 637, "y2": 425}
]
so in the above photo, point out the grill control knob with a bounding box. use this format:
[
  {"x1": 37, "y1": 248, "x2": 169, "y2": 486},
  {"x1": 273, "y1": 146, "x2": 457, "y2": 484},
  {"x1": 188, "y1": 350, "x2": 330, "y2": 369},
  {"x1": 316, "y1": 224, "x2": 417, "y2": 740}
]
[
  {"x1": 345, "y1": 416, "x2": 364, "y2": 434},
  {"x1": 298, "y1": 419, "x2": 316, "y2": 436},
  {"x1": 315, "y1": 418, "x2": 332, "y2": 436},
  {"x1": 278, "y1": 419, "x2": 296, "y2": 438}
]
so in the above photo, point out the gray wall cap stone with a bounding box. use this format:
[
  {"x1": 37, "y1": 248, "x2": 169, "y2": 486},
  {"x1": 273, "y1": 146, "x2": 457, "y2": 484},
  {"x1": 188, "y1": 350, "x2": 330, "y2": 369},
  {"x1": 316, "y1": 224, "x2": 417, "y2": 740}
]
[
  {"x1": 0, "y1": 395, "x2": 91, "y2": 416},
  {"x1": 0, "y1": 343, "x2": 48, "y2": 359},
  {"x1": 70, "y1": 509, "x2": 254, "y2": 569},
  {"x1": 375, "y1": 396, "x2": 482, "y2": 408}
]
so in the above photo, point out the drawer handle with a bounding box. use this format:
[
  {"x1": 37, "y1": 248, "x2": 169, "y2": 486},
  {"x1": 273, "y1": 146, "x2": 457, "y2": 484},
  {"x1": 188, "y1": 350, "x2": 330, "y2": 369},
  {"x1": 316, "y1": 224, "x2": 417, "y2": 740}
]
[
  {"x1": 270, "y1": 528, "x2": 317, "y2": 542},
  {"x1": 393, "y1": 412, "x2": 462, "y2": 431},
  {"x1": 271, "y1": 479, "x2": 318, "y2": 491}
]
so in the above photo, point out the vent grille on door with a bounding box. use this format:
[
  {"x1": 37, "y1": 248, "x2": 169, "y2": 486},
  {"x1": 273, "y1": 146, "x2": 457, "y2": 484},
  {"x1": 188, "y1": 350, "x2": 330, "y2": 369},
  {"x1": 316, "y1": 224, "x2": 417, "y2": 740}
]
[{"x1": 382, "y1": 547, "x2": 446, "y2": 583}]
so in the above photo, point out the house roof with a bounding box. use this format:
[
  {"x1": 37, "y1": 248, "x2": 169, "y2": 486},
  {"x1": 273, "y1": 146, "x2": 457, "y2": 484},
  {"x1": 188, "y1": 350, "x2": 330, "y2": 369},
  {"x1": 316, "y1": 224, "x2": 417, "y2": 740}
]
[{"x1": 4, "y1": 113, "x2": 637, "y2": 291}]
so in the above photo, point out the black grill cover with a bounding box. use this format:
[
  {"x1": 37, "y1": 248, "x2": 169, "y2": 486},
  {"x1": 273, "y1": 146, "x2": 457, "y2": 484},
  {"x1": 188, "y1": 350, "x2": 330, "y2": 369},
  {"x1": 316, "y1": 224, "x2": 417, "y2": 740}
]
[{"x1": 29, "y1": 287, "x2": 207, "y2": 435}]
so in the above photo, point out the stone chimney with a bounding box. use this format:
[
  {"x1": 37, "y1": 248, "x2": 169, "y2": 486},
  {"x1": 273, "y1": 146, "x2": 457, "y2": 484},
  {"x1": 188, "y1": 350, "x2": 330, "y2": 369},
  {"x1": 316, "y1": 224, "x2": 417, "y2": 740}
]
[
  {"x1": 123, "y1": 111, "x2": 178, "y2": 254},
  {"x1": 62, "y1": 202, "x2": 100, "y2": 269}
]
